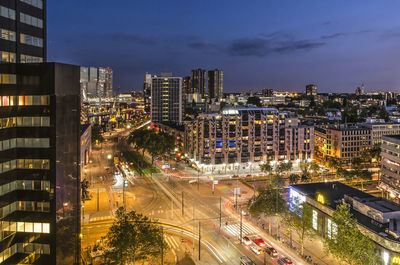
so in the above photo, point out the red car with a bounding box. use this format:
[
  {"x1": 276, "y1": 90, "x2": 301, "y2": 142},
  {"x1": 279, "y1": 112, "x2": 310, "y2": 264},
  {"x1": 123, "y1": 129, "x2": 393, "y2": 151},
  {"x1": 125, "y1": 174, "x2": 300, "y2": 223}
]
[{"x1": 253, "y1": 238, "x2": 266, "y2": 247}]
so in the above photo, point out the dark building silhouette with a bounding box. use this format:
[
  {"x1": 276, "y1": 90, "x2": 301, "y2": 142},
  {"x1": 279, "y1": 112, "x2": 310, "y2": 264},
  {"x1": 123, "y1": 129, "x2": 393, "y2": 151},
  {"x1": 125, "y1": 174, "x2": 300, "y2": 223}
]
[
  {"x1": 208, "y1": 69, "x2": 223, "y2": 100},
  {"x1": 0, "y1": 0, "x2": 46, "y2": 63}
]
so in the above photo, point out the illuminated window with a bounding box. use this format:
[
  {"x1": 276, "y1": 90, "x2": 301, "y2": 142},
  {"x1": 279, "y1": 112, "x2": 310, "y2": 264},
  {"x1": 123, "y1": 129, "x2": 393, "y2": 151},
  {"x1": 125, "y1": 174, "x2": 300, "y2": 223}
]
[
  {"x1": 0, "y1": 29, "x2": 15, "y2": 41},
  {"x1": 20, "y1": 0, "x2": 43, "y2": 9},
  {"x1": 20, "y1": 34, "x2": 43, "y2": 48},
  {"x1": 0, "y1": 51, "x2": 16, "y2": 63},
  {"x1": 0, "y1": 6, "x2": 15, "y2": 20},
  {"x1": 20, "y1": 54, "x2": 43, "y2": 63},
  {"x1": 20, "y1": 12, "x2": 43, "y2": 28},
  {"x1": 312, "y1": 210, "x2": 318, "y2": 230}
]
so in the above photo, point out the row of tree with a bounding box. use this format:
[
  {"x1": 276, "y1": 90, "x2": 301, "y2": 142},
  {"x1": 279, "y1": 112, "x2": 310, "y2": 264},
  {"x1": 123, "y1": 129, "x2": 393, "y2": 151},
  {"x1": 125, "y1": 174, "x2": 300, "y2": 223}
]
[
  {"x1": 249, "y1": 186, "x2": 380, "y2": 265},
  {"x1": 127, "y1": 129, "x2": 175, "y2": 165},
  {"x1": 260, "y1": 160, "x2": 323, "y2": 185}
]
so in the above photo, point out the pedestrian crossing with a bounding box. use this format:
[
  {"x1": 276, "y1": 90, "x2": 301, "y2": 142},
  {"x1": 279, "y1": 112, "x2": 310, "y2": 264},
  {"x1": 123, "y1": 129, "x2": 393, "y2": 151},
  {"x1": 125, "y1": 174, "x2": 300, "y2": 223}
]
[
  {"x1": 225, "y1": 223, "x2": 259, "y2": 237},
  {"x1": 164, "y1": 235, "x2": 180, "y2": 250}
]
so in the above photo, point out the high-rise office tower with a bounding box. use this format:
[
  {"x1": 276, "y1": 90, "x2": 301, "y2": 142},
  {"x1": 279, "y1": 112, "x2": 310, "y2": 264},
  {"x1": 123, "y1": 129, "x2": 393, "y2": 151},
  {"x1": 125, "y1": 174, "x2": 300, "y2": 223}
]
[
  {"x1": 208, "y1": 69, "x2": 223, "y2": 99},
  {"x1": 80, "y1": 66, "x2": 113, "y2": 99},
  {"x1": 105, "y1": 67, "x2": 113, "y2": 98},
  {"x1": 0, "y1": 63, "x2": 81, "y2": 264},
  {"x1": 97, "y1": 67, "x2": 106, "y2": 98},
  {"x1": 0, "y1": 0, "x2": 46, "y2": 63},
  {"x1": 190, "y1": 69, "x2": 206, "y2": 95},
  {"x1": 143, "y1": 73, "x2": 152, "y2": 113},
  {"x1": 87, "y1": 67, "x2": 98, "y2": 98},
  {"x1": 305, "y1": 84, "x2": 317, "y2": 97},
  {"x1": 151, "y1": 72, "x2": 183, "y2": 124},
  {"x1": 80, "y1": 67, "x2": 89, "y2": 101}
]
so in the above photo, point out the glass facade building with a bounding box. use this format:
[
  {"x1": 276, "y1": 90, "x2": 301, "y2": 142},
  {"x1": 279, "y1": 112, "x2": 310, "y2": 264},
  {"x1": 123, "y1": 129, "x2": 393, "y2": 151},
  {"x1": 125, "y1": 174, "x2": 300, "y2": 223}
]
[
  {"x1": 0, "y1": 0, "x2": 46, "y2": 63},
  {"x1": 0, "y1": 63, "x2": 81, "y2": 265}
]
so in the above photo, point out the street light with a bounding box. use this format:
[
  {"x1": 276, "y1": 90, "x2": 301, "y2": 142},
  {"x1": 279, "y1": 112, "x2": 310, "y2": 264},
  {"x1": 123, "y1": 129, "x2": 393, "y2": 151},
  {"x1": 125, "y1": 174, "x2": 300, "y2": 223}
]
[{"x1": 107, "y1": 154, "x2": 112, "y2": 160}]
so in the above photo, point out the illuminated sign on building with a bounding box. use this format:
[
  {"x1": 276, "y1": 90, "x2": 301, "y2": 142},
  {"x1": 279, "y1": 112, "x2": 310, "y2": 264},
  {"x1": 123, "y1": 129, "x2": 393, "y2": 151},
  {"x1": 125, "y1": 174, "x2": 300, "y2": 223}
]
[
  {"x1": 317, "y1": 193, "x2": 325, "y2": 204},
  {"x1": 393, "y1": 256, "x2": 400, "y2": 264}
]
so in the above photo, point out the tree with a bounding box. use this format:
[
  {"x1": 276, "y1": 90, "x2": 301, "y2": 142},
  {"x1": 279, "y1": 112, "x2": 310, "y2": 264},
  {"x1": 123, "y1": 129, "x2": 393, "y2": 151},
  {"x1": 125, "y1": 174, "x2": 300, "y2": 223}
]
[
  {"x1": 324, "y1": 203, "x2": 380, "y2": 265},
  {"x1": 327, "y1": 157, "x2": 342, "y2": 170},
  {"x1": 310, "y1": 162, "x2": 321, "y2": 180},
  {"x1": 248, "y1": 185, "x2": 287, "y2": 235},
  {"x1": 378, "y1": 107, "x2": 390, "y2": 122},
  {"x1": 300, "y1": 162, "x2": 312, "y2": 182},
  {"x1": 288, "y1": 173, "x2": 300, "y2": 185},
  {"x1": 276, "y1": 161, "x2": 293, "y2": 174},
  {"x1": 285, "y1": 202, "x2": 316, "y2": 256},
  {"x1": 103, "y1": 208, "x2": 167, "y2": 264}
]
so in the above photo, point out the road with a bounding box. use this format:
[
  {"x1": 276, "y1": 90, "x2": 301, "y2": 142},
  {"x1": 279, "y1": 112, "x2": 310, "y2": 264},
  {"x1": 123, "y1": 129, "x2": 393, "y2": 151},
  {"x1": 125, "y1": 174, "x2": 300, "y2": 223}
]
[{"x1": 82, "y1": 122, "x2": 337, "y2": 265}]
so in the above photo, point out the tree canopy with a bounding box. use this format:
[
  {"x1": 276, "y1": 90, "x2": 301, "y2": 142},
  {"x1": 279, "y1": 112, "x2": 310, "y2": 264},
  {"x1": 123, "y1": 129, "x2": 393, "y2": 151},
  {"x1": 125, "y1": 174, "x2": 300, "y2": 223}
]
[
  {"x1": 324, "y1": 203, "x2": 380, "y2": 265},
  {"x1": 103, "y1": 208, "x2": 167, "y2": 264}
]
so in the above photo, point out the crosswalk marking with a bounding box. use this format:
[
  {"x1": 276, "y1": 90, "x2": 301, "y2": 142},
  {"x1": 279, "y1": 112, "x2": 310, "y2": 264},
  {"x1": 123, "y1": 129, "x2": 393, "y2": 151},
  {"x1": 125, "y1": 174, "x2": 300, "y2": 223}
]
[
  {"x1": 165, "y1": 235, "x2": 179, "y2": 250},
  {"x1": 224, "y1": 223, "x2": 259, "y2": 237}
]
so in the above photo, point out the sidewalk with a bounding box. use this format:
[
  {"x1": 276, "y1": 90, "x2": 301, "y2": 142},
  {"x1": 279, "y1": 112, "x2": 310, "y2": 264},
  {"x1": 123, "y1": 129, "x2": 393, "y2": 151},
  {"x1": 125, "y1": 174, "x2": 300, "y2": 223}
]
[{"x1": 248, "y1": 214, "x2": 339, "y2": 265}]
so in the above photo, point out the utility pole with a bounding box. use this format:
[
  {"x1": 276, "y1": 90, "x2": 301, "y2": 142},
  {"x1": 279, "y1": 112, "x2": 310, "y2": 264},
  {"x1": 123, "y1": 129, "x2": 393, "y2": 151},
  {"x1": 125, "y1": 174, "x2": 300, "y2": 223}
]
[
  {"x1": 239, "y1": 208, "x2": 243, "y2": 243},
  {"x1": 97, "y1": 188, "x2": 100, "y2": 211},
  {"x1": 182, "y1": 191, "x2": 184, "y2": 216},
  {"x1": 198, "y1": 221, "x2": 201, "y2": 261},
  {"x1": 123, "y1": 179, "x2": 127, "y2": 210},
  {"x1": 193, "y1": 204, "x2": 195, "y2": 256},
  {"x1": 161, "y1": 226, "x2": 164, "y2": 265},
  {"x1": 219, "y1": 196, "x2": 222, "y2": 228}
]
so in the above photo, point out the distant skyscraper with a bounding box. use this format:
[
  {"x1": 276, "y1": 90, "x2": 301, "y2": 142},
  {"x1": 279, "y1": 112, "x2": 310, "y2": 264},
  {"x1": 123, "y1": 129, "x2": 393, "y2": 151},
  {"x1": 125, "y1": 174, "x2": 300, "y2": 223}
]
[
  {"x1": 80, "y1": 66, "x2": 113, "y2": 99},
  {"x1": 305, "y1": 84, "x2": 317, "y2": 97},
  {"x1": 355, "y1": 87, "x2": 362, "y2": 96},
  {"x1": 0, "y1": 0, "x2": 46, "y2": 63},
  {"x1": 105, "y1": 67, "x2": 113, "y2": 98},
  {"x1": 151, "y1": 72, "x2": 183, "y2": 124},
  {"x1": 143, "y1": 73, "x2": 152, "y2": 113},
  {"x1": 190, "y1": 69, "x2": 206, "y2": 95},
  {"x1": 208, "y1": 69, "x2": 223, "y2": 99}
]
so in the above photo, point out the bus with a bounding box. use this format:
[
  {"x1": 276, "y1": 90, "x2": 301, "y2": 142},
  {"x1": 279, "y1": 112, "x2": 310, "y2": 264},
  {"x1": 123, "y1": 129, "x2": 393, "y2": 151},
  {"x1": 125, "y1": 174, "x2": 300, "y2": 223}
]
[{"x1": 240, "y1": 256, "x2": 256, "y2": 265}]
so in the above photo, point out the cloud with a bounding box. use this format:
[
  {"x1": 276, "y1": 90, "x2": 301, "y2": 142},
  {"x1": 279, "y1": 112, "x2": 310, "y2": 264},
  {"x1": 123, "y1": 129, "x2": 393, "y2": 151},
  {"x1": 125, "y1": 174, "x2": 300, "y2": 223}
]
[
  {"x1": 112, "y1": 33, "x2": 160, "y2": 45},
  {"x1": 228, "y1": 38, "x2": 272, "y2": 56},
  {"x1": 274, "y1": 40, "x2": 325, "y2": 53},
  {"x1": 321, "y1": 32, "x2": 347, "y2": 39},
  {"x1": 227, "y1": 37, "x2": 325, "y2": 57}
]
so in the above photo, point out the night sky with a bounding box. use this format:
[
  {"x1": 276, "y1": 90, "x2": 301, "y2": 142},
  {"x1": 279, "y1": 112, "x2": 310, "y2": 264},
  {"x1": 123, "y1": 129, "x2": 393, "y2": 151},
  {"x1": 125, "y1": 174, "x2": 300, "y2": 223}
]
[{"x1": 48, "y1": 0, "x2": 400, "y2": 93}]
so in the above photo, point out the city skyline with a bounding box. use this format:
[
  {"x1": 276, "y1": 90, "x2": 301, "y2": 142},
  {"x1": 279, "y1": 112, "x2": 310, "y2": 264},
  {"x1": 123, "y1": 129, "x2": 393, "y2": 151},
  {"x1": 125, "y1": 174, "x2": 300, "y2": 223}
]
[{"x1": 48, "y1": 0, "x2": 400, "y2": 93}]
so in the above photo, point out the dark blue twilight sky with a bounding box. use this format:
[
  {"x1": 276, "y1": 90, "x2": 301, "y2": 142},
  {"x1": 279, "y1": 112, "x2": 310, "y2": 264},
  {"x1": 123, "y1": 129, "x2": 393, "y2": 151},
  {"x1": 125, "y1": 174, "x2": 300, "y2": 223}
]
[{"x1": 48, "y1": 0, "x2": 400, "y2": 93}]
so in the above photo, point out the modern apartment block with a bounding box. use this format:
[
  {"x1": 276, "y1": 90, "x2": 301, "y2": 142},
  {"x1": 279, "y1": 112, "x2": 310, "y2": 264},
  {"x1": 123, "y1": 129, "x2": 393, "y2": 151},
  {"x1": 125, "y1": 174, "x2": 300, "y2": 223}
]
[
  {"x1": 208, "y1": 69, "x2": 223, "y2": 100},
  {"x1": 143, "y1": 73, "x2": 152, "y2": 113},
  {"x1": 305, "y1": 84, "x2": 317, "y2": 97},
  {"x1": 0, "y1": 63, "x2": 81, "y2": 264},
  {"x1": 151, "y1": 72, "x2": 183, "y2": 125},
  {"x1": 315, "y1": 124, "x2": 372, "y2": 162},
  {"x1": 80, "y1": 66, "x2": 113, "y2": 100},
  {"x1": 0, "y1": 0, "x2": 46, "y2": 63},
  {"x1": 185, "y1": 107, "x2": 314, "y2": 171},
  {"x1": 380, "y1": 135, "x2": 400, "y2": 200},
  {"x1": 190, "y1": 69, "x2": 206, "y2": 95},
  {"x1": 361, "y1": 122, "x2": 400, "y2": 145}
]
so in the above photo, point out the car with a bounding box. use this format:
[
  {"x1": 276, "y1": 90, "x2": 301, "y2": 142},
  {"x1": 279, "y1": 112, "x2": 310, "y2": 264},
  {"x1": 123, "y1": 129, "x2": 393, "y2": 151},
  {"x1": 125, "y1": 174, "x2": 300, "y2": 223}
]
[
  {"x1": 246, "y1": 174, "x2": 252, "y2": 178},
  {"x1": 253, "y1": 238, "x2": 266, "y2": 247},
  {"x1": 250, "y1": 245, "x2": 262, "y2": 255},
  {"x1": 265, "y1": 247, "x2": 278, "y2": 258},
  {"x1": 278, "y1": 257, "x2": 293, "y2": 265},
  {"x1": 242, "y1": 236, "x2": 252, "y2": 245}
]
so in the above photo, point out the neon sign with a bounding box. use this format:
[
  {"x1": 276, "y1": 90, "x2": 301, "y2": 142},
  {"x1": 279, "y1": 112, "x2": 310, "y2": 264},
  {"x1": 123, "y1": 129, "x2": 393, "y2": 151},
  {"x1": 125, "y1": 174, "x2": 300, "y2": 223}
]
[{"x1": 317, "y1": 193, "x2": 325, "y2": 204}]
